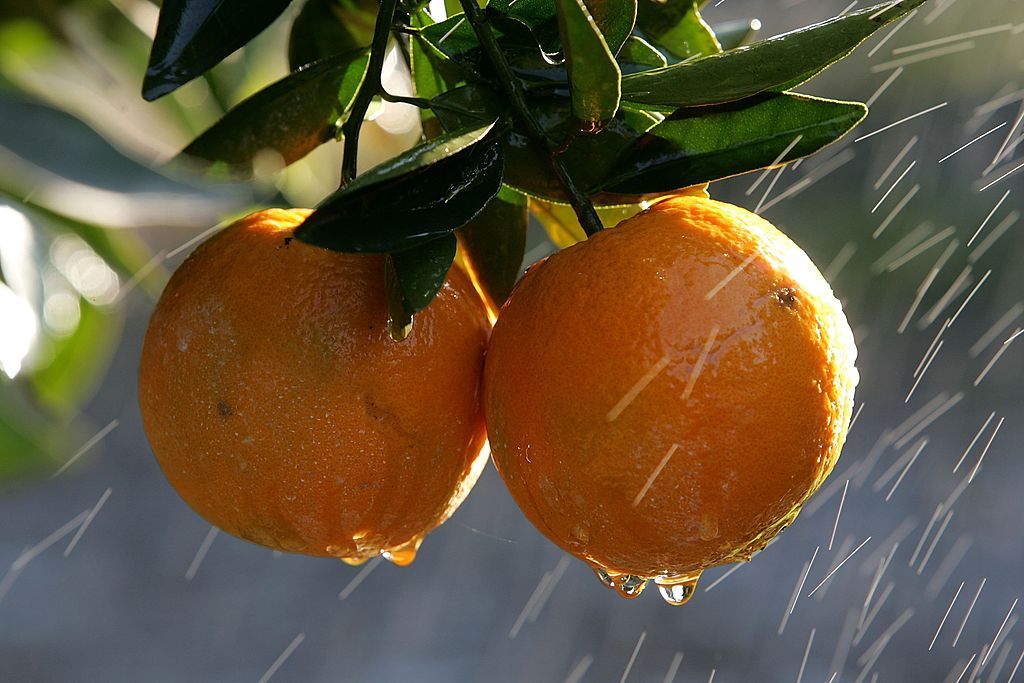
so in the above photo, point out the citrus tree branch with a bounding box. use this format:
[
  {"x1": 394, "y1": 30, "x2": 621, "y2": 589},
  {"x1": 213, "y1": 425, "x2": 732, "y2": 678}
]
[
  {"x1": 457, "y1": 0, "x2": 603, "y2": 237},
  {"x1": 341, "y1": 0, "x2": 400, "y2": 185}
]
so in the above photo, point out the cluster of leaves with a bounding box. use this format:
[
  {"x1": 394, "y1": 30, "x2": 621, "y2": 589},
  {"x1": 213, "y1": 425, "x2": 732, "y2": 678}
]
[{"x1": 146, "y1": 0, "x2": 926, "y2": 320}]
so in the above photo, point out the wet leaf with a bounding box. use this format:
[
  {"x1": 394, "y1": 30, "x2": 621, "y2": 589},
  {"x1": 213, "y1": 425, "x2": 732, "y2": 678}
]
[
  {"x1": 635, "y1": 0, "x2": 719, "y2": 61},
  {"x1": 556, "y1": 0, "x2": 621, "y2": 129},
  {"x1": 288, "y1": 0, "x2": 377, "y2": 70},
  {"x1": 295, "y1": 123, "x2": 505, "y2": 252},
  {"x1": 618, "y1": 35, "x2": 668, "y2": 71},
  {"x1": 410, "y1": 11, "x2": 452, "y2": 103},
  {"x1": 583, "y1": 0, "x2": 636, "y2": 54},
  {"x1": 430, "y1": 84, "x2": 508, "y2": 131},
  {"x1": 391, "y1": 233, "x2": 457, "y2": 312},
  {"x1": 457, "y1": 188, "x2": 528, "y2": 310},
  {"x1": 503, "y1": 95, "x2": 660, "y2": 200},
  {"x1": 603, "y1": 93, "x2": 866, "y2": 194},
  {"x1": 143, "y1": 0, "x2": 293, "y2": 100},
  {"x1": 179, "y1": 49, "x2": 370, "y2": 175},
  {"x1": 712, "y1": 18, "x2": 761, "y2": 51},
  {"x1": 623, "y1": 0, "x2": 926, "y2": 108}
]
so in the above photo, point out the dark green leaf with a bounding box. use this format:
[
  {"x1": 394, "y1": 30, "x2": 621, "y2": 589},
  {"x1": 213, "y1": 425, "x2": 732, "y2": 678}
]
[
  {"x1": 457, "y1": 188, "x2": 527, "y2": 309},
  {"x1": 583, "y1": 0, "x2": 637, "y2": 54},
  {"x1": 623, "y1": 0, "x2": 926, "y2": 108},
  {"x1": 288, "y1": 0, "x2": 377, "y2": 70},
  {"x1": 635, "y1": 0, "x2": 719, "y2": 61},
  {"x1": 179, "y1": 50, "x2": 370, "y2": 175},
  {"x1": 489, "y1": 0, "x2": 562, "y2": 52},
  {"x1": 713, "y1": 18, "x2": 762, "y2": 50},
  {"x1": 391, "y1": 233, "x2": 457, "y2": 312},
  {"x1": 296, "y1": 123, "x2": 505, "y2": 252},
  {"x1": 556, "y1": 0, "x2": 621, "y2": 128},
  {"x1": 503, "y1": 95, "x2": 659, "y2": 200},
  {"x1": 603, "y1": 93, "x2": 866, "y2": 194},
  {"x1": 419, "y1": 11, "x2": 555, "y2": 75},
  {"x1": 430, "y1": 84, "x2": 508, "y2": 131},
  {"x1": 618, "y1": 35, "x2": 668, "y2": 70},
  {"x1": 143, "y1": 0, "x2": 293, "y2": 100},
  {"x1": 384, "y1": 255, "x2": 413, "y2": 341}
]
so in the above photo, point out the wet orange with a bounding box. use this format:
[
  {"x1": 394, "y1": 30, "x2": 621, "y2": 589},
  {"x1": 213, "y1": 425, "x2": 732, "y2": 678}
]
[
  {"x1": 483, "y1": 196, "x2": 858, "y2": 603},
  {"x1": 139, "y1": 209, "x2": 490, "y2": 565}
]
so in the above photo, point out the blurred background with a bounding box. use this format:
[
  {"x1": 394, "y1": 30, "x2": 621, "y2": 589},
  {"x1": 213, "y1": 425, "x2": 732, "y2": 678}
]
[{"x1": 1, "y1": 0, "x2": 1023, "y2": 681}]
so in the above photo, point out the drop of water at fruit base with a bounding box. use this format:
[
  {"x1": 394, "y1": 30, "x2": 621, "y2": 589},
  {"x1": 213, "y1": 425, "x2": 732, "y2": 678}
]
[{"x1": 593, "y1": 567, "x2": 702, "y2": 604}]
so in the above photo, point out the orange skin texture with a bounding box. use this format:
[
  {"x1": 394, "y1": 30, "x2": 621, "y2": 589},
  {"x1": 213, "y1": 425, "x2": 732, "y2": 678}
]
[
  {"x1": 484, "y1": 196, "x2": 858, "y2": 580},
  {"x1": 139, "y1": 209, "x2": 490, "y2": 563}
]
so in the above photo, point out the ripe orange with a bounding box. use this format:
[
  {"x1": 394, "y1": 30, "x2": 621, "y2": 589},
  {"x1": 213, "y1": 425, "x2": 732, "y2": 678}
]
[
  {"x1": 139, "y1": 209, "x2": 490, "y2": 565},
  {"x1": 483, "y1": 195, "x2": 858, "y2": 603}
]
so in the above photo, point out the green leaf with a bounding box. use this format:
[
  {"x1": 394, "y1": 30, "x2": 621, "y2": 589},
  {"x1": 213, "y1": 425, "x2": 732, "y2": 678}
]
[
  {"x1": 583, "y1": 0, "x2": 637, "y2": 54},
  {"x1": 635, "y1": 0, "x2": 720, "y2": 61},
  {"x1": 391, "y1": 233, "x2": 457, "y2": 312},
  {"x1": 384, "y1": 255, "x2": 413, "y2": 341},
  {"x1": 288, "y1": 0, "x2": 377, "y2": 70},
  {"x1": 143, "y1": 0, "x2": 293, "y2": 100},
  {"x1": 602, "y1": 93, "x2": 866, "y2": 194},
  {"x1": 503, "y1": 96, "x2": 660, "y2": 200},
  {"x1": 556, "y1": 0, "x2": 622, "y2": 129},
  {"x1": 410, "y1": 11, "x2": 455, "y2": 103},
  {"x1": 623, "y1": 0, "x2": 926, "y2": 108},
  {"x1": 295, "y1": 123, "x2": 505, "y2": 252},
  {"x1": 618, "y1": 35, "x2": 668, "y2": 70},
  {"x1": 457, "y1": 188, "x2": 528, "y2": 309},
  {"x1": 430, "y1": 84, "x2": 508, "y2": 131},
  {"x1": 179, "y1": 50, "x2": 370, "y2": 175},
  {"x1": 713, "y1": 18, "x2": 762, "y2": 50},
  {"x1": 419, "y1": 11, "x2": 556, "y2": 75}
]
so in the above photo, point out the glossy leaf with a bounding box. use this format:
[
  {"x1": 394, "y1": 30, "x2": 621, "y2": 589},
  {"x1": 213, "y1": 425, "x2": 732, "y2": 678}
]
[
  {"x1": 384, "y1": 255, "x2": 413, "y2": 341},
  {"x1": 635, "y1": 0, "x2": 719, "y2": 61},
  {"x1": 623, "y1": 0, "x2": 926, "y2": 108},
  {"x1": 457, "y1": 188, "x2": 528, "y2": 310},
  {"x1": 295, "y1": 123, "x2": 505, "y2": 252},
  {"x1": 713, "y1": 18, "x2": 762, "y2": 51},
  {"x1": 180, "y1": 50, "x2": 370, "y2": 174},
  {"x1": 556, "y1": 0, "x2": 621, "y2": 128},
  {"x1": 503, "y1": 96, "x2": 660, "y2": 200},
  {"x1": 618, "y1": 35, "x2": 668, "y2": 71},
  {"x1": 603, "y1": 93, "x2": 866, "y2": 194},
  {"x1": 288, "y1": 0, "x2": 377, "y2": 70},
  {"x1": 430, "y1": 84, "x2": 507, "y2": 131},
  {"x1": 391, "y1": 233, "x2": 457, "y2": 312},
  {"x1": 419, "y1": 11, "x2": 554, "y2": 75},
  {"x1": 143, "y1": 0, "x2": 293, "y2": 100},
  {"x1": 489, "y1": 0, "x2": 562, "y2": 52},
  {"x1": 411, "y1": 11, "x2": 457, "y2": 104},
  {"x1": 582, "y1": 0, "x2": 636, "y2": 54}
]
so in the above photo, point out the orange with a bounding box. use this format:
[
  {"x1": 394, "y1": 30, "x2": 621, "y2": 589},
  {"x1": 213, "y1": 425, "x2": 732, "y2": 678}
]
[
  {"x1": 483, "y1": 195, "x2": 858, "y2": 603},
  {"x1": 139, "y1": 208, "x2": 490, "y2": 565}
]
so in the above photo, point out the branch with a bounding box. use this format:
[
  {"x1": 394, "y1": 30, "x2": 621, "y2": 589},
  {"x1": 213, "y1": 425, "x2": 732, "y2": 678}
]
[
  {"x1": 340, "y1": 0, "x2": 400, "y2": 184},
  {"x1": 457, "y1": 0, "x2": 603, "y2": 236}
]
